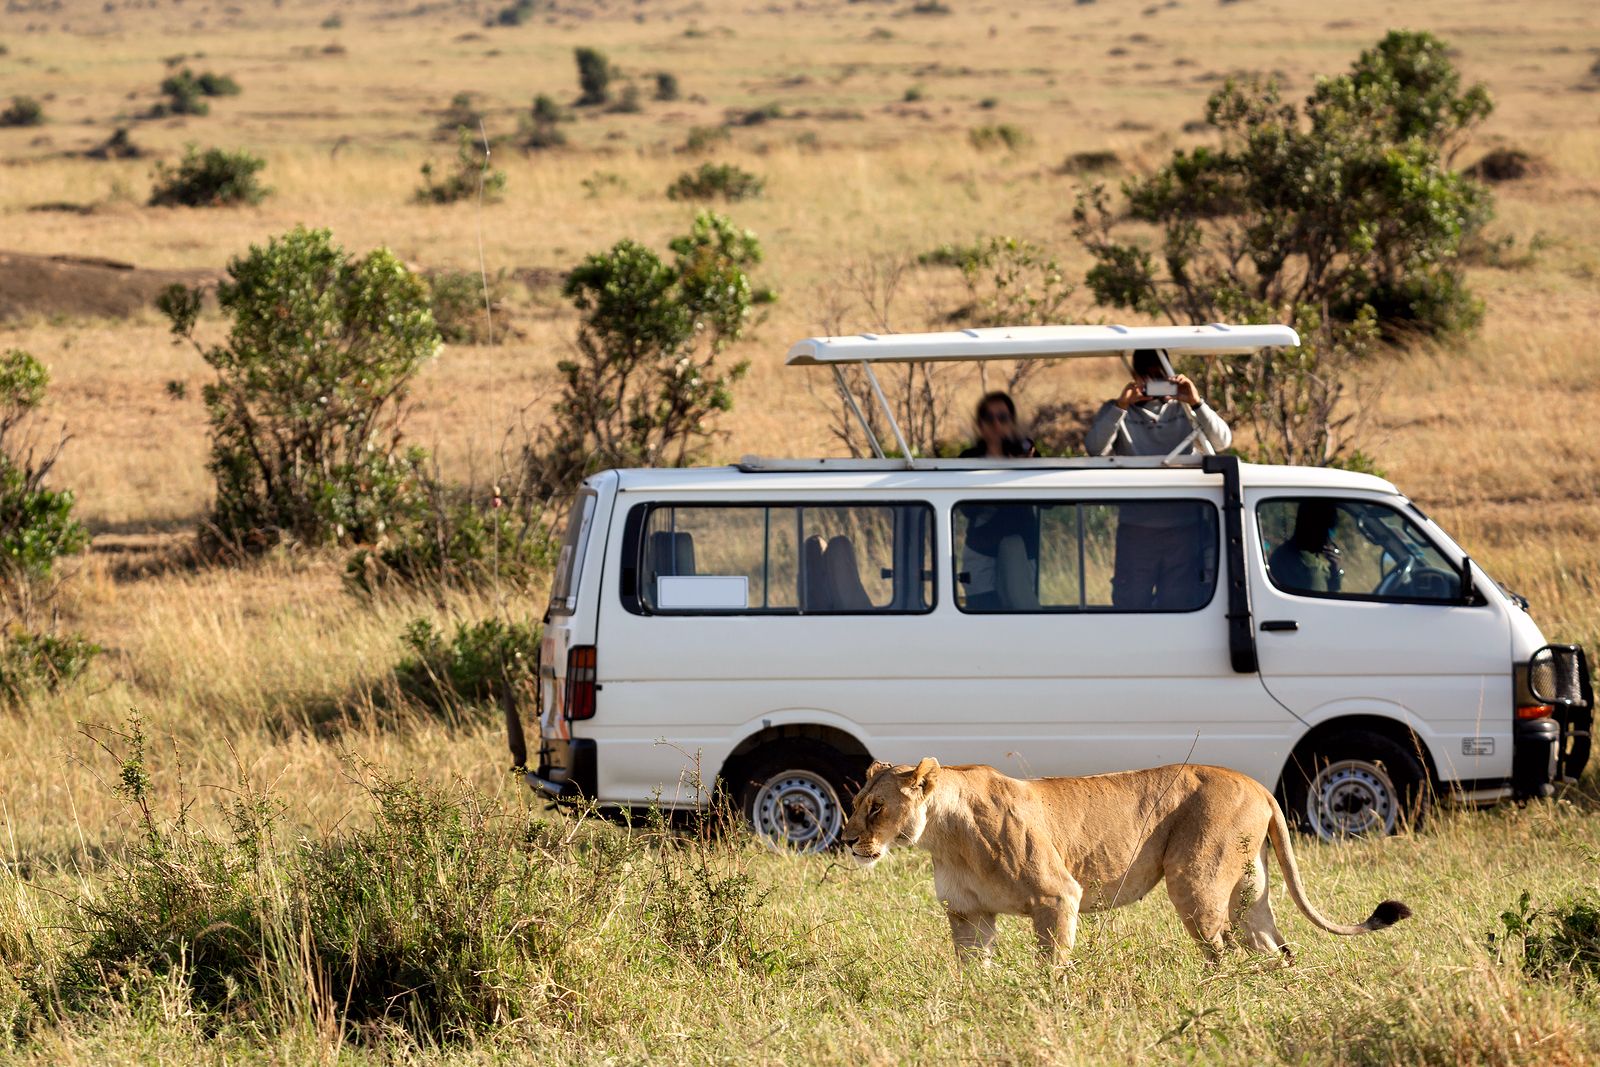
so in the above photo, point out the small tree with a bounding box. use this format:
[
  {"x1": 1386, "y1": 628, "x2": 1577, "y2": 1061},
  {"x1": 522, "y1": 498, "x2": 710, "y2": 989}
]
[
  {"x1": 0, "y1": 95, "x2": 43, "y2": 127},
  {"x1": 0, "y1": 349, "x2": 89, "y2": 623},
  {"x1": 149, "y1": 145, "x2": 268, "y2": 207},
  {"x1": 574, "y1": 47, "x2": 612, "y2": 106},
  {"x1": 158, "y1": 227, "x2": 441, "y2": 548},
  {"x1": 1073, "y1": 30, "x2": 1492, "y2": 465},
  {"x1": 530, "y1": 212, "x2": 770, "y2": 493}
]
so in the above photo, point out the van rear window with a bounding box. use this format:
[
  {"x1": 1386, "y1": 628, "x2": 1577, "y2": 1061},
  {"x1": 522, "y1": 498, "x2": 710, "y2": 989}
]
[
  {"x1": 627, "y1": 503, "x2": 935, "y2": 615},
  {"x1": 953, "y1": 499, "x2": 1218, "y2": 613},
  {"x1": 547, "y1": 491, "x2": 596, "y2": 615}
]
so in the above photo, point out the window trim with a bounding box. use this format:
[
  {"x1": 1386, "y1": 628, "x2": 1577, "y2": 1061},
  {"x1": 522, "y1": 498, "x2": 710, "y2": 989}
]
[
  {"x1": 949, "y1": 496, "x2": 1222, "y2": 615},
  {"x1": 619, "y1": 499, "x2": 939, "y2": 617},
  {"x1": 1254, "y1": 495, "x2": 1479, "y2": 607}
]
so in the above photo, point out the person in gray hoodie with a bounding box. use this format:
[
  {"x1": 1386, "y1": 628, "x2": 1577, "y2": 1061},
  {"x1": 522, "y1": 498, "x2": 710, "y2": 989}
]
[
  {"x1": 1084, "y1": 349, "x2": 1232, "y2": 458},
  {"x1": 1085, "y1": 349, "x2": 1232, "y2": 610}
]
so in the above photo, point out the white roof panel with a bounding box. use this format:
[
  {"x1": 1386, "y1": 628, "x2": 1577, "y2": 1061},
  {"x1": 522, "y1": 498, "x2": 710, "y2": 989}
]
[{"x1": 785, "y1": 323, "x2": 1300, "y2": 366}]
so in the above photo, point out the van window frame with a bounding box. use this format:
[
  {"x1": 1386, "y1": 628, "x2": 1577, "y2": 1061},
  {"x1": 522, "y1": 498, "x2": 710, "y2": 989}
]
[
  {"x1": 619, "y1": 499, "x2": 938, "y2": 617},
  {"x1": 949, "y1": 496, "x2": 1222, "y2": 615},
  {"x1": 1254, "y1": 495, "x2": 1479, "y2": 607}
]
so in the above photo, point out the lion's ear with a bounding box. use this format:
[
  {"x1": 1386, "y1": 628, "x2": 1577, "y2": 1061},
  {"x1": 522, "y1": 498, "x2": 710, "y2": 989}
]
[
  {"x1": 866, "y1": 760, "x2": 893, "y2": 780},
  {"x1": 911, "y1": 757, "x2": 940, "y2": 793}
]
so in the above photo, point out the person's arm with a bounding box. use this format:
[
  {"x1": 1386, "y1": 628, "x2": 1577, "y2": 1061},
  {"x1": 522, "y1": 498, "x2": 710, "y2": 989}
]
[
  {"x1": 1085, "y1": 400, "x2": 1126, "y2": 456},
  {"x1": 1192, "y1": 401, "x2": 1232, "y2": 451},
  {"x1": 1174, "y1": 375, "x2": 1231, "y2": 451}
]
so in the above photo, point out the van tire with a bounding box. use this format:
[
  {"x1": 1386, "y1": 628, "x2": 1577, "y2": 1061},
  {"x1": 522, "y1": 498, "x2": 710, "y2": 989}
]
[
  {"x1": 735, "y1": 741, "x2": 869, "y2": 854},
  {"x1": 1281, "y1": 729, "x2": 1429, "y2": 840}
]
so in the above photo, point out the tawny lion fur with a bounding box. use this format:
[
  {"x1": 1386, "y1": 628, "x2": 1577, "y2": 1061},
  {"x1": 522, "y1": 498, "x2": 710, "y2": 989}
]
[{"x1": 839, "y1": 759, "x2": 1411, "y2": 966}]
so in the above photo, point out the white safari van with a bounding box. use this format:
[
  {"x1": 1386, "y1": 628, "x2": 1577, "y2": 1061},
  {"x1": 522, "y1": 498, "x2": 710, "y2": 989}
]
[{"x1": 507, "y1": 325, "x2": 1592, "y2": 845}]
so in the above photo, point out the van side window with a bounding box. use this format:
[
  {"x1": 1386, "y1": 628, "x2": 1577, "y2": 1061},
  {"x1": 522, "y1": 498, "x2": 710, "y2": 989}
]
[
  {"x1": 1257, "y1": 497, "x2": 1462, "y2": 602},
  {"x1": 547, "y1": 490, "x2": 596, "y2": 616},
  {"x1": 630, "y1": 503, "x2": 934, "y2": 615},
  {"x1": 952, "y1": 500, "x2": 1218, "y2": 613}
]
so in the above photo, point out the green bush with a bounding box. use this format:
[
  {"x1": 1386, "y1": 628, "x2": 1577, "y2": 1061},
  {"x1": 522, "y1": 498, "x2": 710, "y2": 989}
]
[
  {"x1": 666, "y1": 162, "x2": 765, "y2": 202},
  {"x1": 416, "y1": 127, "x2": 507, "y2": 204},
  {"x1": 528, "y1": 212, "x2": 770, "y2": 494},
  {"x1": 60, "y1": 726, "x2": 635, "y2": 1042},
  {"x1": 655, "y1": 71, "x2": 681, "y2": 101},
  {"x1": 153, "y1": 69, "x2": 240, "y2": 117},
  {"x1": 1073, "y1": 30, "x2": 1493, "y2": 465},
  {"x1": 157, "y1": 226, "x2": 440, "y2": 549},
  {"x1": 435, "y1": 90, "x2": 483, "y2": 138},
  {"x1": 1, "y1": 349, "x2": 90, "y2": 607},
  {"x1": 425, "y1": 267, "x2": 510, "y2": 344},
  {"x1": 395, "y1": 616, "x2": 540, "y2": 709},
  {"x1": 148, "y1": 145, "x2": 268, "y2": 207},
  {"x1": 683, "y1": 124, "x2": 731, "y2": 153},
  {"x1": 531, "y1": 91, "x2": 569, "y2": 125},
  {"x1": 492, "y1": 0, "x2": 540, "y2": 26},
  {"x1": 0, "y1": 629, "x2": 101, "y2": 707},
  {"x1": 608, "y1": 82, "x2": 643, "y2": 114},
  {"x1": 574, "y1": 46, "x2": 612, "y2": 106},
  {"x1": 0, "y1": 95, "x2": 43, "y2": 128},
  {"x1": 345, "y1": 488, "x2": 557, "y2": 593},
  {"x1": 1489, "y1": 889, "x2": 1600, "y2": 993},
  {"x1": 968, "y1": 123, "x2": 1029, "y2": 151}
]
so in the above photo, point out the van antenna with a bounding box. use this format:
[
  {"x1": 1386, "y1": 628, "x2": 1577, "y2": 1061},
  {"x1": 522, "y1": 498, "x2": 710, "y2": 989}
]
[{"x1": 474, "y1": 118, "x2": 495, "y2": 346}]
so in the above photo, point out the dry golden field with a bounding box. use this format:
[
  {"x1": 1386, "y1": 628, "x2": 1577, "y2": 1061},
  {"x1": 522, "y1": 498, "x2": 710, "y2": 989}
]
[{"x1": 2, "y1": 0, "x2": 1600, "y2": 1061}]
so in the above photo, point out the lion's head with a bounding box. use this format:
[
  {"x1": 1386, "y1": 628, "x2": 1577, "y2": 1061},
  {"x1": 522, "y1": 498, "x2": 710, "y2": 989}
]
[{"x1": 840, "y1": 757, "x2": 940, "y2": 868}]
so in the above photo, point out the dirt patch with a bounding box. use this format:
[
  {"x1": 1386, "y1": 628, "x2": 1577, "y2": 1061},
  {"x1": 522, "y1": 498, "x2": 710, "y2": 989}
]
[{"x1": 0, "y1": 250, "x2": 219, "y2": 322}]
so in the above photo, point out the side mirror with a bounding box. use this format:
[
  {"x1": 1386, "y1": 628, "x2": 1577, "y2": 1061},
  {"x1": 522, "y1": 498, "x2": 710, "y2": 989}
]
[{"x1": 1458, "y1": 555, "x2": 1475, "y2": 605}]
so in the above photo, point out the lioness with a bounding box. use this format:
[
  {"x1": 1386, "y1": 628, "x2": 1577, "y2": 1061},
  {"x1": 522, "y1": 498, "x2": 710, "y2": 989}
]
[{"x1": 840, "y1": 758, "x2": 1410, "y2": 965}]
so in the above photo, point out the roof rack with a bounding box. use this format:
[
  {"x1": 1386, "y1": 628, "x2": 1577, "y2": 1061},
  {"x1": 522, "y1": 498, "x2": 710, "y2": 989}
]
[
  {"x1": 735, "y1": 455, "x2": 1205, "y2": 473},
  {"x1": 785, "y1": 322, "x2": 1299, "y2": 467}
]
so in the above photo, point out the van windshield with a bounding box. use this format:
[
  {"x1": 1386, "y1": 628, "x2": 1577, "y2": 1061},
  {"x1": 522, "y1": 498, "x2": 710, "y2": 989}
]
[{"x1": 548, "y1": 491, "x2": 596, "y2": 615}]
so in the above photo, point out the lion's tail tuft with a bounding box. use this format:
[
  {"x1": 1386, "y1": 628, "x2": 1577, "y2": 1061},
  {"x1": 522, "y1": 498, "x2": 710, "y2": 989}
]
[{"x1": 1364, "y1": 899, "x2": 1413, "y2": 930}]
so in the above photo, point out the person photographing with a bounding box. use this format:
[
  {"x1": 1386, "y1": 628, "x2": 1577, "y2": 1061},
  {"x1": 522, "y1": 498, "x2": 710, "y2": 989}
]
[{"x1": 1085, "y1": 349, "x2": 1231, "y2": 457}]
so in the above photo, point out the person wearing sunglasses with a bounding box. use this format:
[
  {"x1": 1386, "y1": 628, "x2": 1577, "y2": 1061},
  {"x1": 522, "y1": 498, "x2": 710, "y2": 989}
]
[{"x1": 959, "y1": 391, "x2": 1037, "y2": 459}]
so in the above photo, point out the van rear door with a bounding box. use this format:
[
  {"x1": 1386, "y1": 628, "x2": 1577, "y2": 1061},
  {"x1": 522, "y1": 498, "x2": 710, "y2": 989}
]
[{"x1": 535, "y1": 482, "x2": 604, "y2": 778}]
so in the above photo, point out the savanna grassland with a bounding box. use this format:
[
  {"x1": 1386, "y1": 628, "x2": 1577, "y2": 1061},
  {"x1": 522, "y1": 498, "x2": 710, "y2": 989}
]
[{"x1": 1, "y1": 0, "x2": 1600, "y2": 1062}]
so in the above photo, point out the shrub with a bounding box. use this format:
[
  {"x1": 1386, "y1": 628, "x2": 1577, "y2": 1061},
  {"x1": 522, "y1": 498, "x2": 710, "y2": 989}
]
[
  {"x1": 0, "y1": 96, "x2": 43, "y2": 128},
  {"x1": 85, "y1": 126, "x2": 144, "y2": 159},
  {"x1": 903, "y1": 85, "x2": 925, "y2": 102},
  {"x1": 574, "y1": 46, "x2": 612, "y2": 106},
  {"x1": 61, "y1": 726, "x2": 635, "y2": 1042},
  {"x1": 1489, "y1": 889, "x2": 1600, "y2": 992},
  {"x1": 1465, "y1": 146, "x2": 1543, "y2": 183},
  {"x1": 395, "y1": 616, "x2": 539, "y2": 709},
  {"x1": 345, "y1": 486, "x2": 558, "y2": 593},
  {"x1": 435, "y1": 91, "x2": 483, "y2": 138},
  {"x1": 1073, "y1": 30, "x2": 1493, "y2": 465},
  {"x1": 154, "y1": 69, "x2": 239, "y2": 116},
  {"x1": 426, "y1": 267, "x2": 508, "y2": 344},
  {"x1": 1, "y1": 350, "x2": 89, "y2": 617},
  {"x1": 906, "y1": 0, "x2": 952, "y2": 13},
  {"x1": 148, "y1": 145, "x2": 268, "y2": 207},
  {"x1": 666, "y1": 161, "x2": 765, "y2": 202},
  {"x1": 157, "y1": 226, "x2": 440, "y2": 549},
  {"x1": 0, "y1": 629, "x2": 101, "y2": 706},
  {"x1": 528, "y1": 211, "x2": 770, "y2": 494},
  {"x1": 654, "y1": 71, "x2": 680, "y2": 101},
  {"x1": 493, "y1": 0, "x2": 540, "y2": 26},
  {"x1": 531, "y1": 91, "x2": 569, "y2": 125},
  {"x1": 1058, "y1": 148, "x2": 1119, "y2": 174},
  {"x1": 320, "y1": 12, "x2": 342, "y2": 29},
  {"x1": 608, "y1": 82, "x2": 643, "y2": 114},
  {"x1": 522, "y1": 93, "x2": 570, "y2": 150},
  {"x1": 416, "y1": 127, "x2": 507, "y2": 205},
  {"x1": 682, "y1": 124, "x2": 731, "y2": 153},
  {"x1": 968, "y1": 123, "x2": 1029, "y2": 150}
]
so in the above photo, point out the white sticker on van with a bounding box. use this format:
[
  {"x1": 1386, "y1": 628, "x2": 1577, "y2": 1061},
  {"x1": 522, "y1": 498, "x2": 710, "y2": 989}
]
[
  {"x1": 657, "y1": 575, "x2": 749, "y2": 610},
  {"x1": 1462, "y1": 737, "x2": 1494, "y2": 756}
]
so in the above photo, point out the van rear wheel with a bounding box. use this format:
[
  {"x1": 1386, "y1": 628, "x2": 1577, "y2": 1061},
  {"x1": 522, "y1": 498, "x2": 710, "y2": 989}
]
[
  {"x1": 1282, "y1": 730, "x2": 1429, "y2": 840},
  {"x1": 736, "y1": 742, "x2": 868, "y2": 854}
]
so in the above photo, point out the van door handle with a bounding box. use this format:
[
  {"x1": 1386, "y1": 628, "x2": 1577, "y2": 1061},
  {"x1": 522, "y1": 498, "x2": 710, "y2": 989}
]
[{"x1": 1260, "y1": 620, "x2": 1299, "y2": 633}]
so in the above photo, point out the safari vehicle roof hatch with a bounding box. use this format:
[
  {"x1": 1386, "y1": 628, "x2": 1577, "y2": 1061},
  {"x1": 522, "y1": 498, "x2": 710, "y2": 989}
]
[{"x1": 781, "y1": 322, "x2": 1300, "y2": 467}]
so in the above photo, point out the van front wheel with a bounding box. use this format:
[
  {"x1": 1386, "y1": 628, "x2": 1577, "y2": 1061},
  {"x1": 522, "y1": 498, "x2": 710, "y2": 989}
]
[
  {"x1": 736, "y1": 742, "x2": 868, "y2": 854},
  {"x1": 1282, "y1": 730, "x2": 1429, "y2": 840}
]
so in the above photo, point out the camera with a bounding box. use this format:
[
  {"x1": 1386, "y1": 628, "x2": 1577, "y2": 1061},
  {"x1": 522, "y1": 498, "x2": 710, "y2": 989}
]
[{"x1": 1144, "y1": 378, "x2": 1178, "y2": 398}]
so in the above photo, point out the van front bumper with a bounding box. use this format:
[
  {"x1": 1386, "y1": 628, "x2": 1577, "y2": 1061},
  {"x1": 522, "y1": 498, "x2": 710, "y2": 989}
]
[
  {"x1": 529, "y1": 737, "x2": 597, "y2": 801},
  {"x1": 1512, "y1": 717, "x2": 1562, "y2": 799}
]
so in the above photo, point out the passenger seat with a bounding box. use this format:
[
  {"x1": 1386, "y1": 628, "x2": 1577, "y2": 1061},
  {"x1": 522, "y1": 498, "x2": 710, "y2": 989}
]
[{"x1": 823, "y1": 536, "x2": 873, "y2": 611}]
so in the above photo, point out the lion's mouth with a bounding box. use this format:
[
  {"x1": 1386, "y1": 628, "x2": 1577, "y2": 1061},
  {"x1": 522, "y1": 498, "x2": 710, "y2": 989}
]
[{"x1": 850, "y1": 847, "x2": 883, "y2": 867}]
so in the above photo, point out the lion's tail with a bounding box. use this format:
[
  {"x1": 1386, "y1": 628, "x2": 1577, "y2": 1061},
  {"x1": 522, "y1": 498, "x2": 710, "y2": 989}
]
[{"x1": 1264, "y1": 794, "x2": 1412, "y2": 936}]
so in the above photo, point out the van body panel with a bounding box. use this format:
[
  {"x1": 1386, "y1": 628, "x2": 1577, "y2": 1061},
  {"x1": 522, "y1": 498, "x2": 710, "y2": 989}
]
[{"x1": 533, "y1": 464, "x2": 1554, "y2": 817}]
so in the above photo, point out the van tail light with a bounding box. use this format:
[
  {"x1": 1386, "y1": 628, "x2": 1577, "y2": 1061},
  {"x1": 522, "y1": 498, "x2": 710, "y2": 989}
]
[
  {"x1": 1516, "y1": 704, "x2": 1554, "y2": 720},
  {"x1": 565, "y1": 645, "x2": 597, "y2": 720}
]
